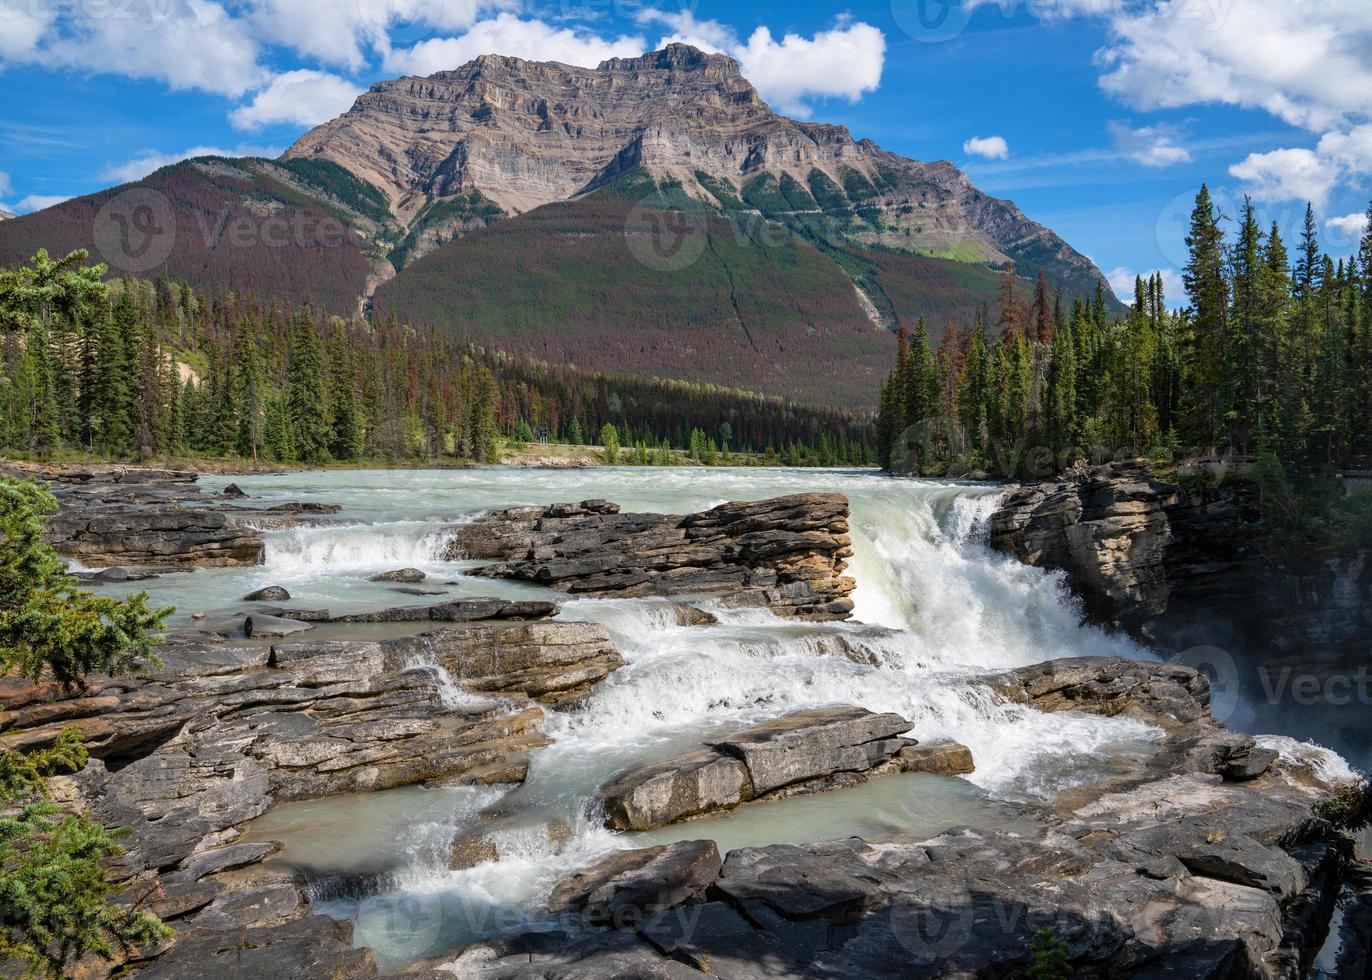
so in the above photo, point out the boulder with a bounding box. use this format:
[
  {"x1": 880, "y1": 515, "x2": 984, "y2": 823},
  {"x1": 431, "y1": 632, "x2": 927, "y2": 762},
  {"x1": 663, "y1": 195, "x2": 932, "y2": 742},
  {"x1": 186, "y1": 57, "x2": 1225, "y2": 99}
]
[
  {"x1": 445, "y1": 494, "x2": 856, "y2": 620},
  {"x1": 710, "y1": 706, "x2": 913, "y2": 795},
  {"x1": 370, "y1": 568, "x2": 426, "y2": 583},
  {"x1": 893, "y1": 740, "x2": 976, "y2": 776},
  {"x1": 244, "y1": 585, "x2": 291, "y2": 602},
  {"x1": 221, "y1": 483, "x2": 248, "y2": 498},
  {"x1": 546, "y1": 840, "x2": 722, "y2": 923},
  {"x1": 599, "y1": 749, "x2": 753, "y2": 831},
  {"x1": 384, "y1": 621, "x2": 623, "y2": 705},
  {"x1": 449, "y1": 817, "x2": 570, "y2": 871},
  {"x1": 597, "y1": 706, "x2": 917, "y2": 830}
]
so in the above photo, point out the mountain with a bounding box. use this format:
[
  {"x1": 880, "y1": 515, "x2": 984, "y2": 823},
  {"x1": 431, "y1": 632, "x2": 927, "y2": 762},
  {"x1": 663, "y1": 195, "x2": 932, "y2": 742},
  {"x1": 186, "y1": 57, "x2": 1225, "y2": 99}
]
[
  {"x1": 0, "y1": 45, "x2": 1121, "y2": 408},
  {"x1": 0, "y1": 209, "x2": 14, "y2": 221}
]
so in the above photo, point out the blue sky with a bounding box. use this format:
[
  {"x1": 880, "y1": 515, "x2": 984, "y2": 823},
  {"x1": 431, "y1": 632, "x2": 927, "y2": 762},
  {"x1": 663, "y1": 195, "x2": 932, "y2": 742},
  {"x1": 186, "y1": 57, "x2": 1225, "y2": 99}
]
[{"x1": 2, "y1": 0, "x2": 1370, "y2": 301}]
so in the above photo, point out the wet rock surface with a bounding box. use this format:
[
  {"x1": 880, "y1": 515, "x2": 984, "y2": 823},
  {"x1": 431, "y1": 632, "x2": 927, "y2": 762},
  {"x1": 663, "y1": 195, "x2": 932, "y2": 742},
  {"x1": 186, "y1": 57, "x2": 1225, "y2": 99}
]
[
  {"x1": 445, "y1": 494, "x2": 857, "y2": 620},
  {"x1": 598, "y1": 707, "x2": 952, "y2": 830}
]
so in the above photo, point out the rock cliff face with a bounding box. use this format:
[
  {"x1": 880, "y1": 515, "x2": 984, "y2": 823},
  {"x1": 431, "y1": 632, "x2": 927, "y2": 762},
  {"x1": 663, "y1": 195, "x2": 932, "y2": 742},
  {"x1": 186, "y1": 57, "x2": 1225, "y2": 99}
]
[
  {"x1": 285, "y1": 44, "x2": 1113, "y2": 297},
  {"x1": 447, "y1": 493, "x2": 857, "y2": 620},
  {"x1": 989, "y1": 460, "x2": 1372, "y2": 658}
]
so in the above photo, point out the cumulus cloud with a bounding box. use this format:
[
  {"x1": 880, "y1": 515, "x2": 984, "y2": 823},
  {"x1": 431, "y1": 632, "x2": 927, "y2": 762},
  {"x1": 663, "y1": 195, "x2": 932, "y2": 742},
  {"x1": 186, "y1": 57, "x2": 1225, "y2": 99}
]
[
  {"x1": 1228, "y1": 148, "x2": 1338, "y2": 207},
  {"x1": 229, "y1": 71, "x2": 364, "y2": 131},
  {"x1": 1107, "y1": 266, "x2": 1186, "y2": 306},
  {"x1": 1326, "y1": 211, "x2": 1369, "y2": 246},
  {"x1": 102, "y1": 145, "x2": 284, "y2": 184},
  {"x1": 13, "y1": 0, "x2": 265, "y2": 97},
  {"x1": 383, "y1": 14, "x2": 644, "y2": 76},
  {"x1": 639, "y1": 10, "x2": 886, "y2": 118},
  {"x1": 247, "y1": 0, "x2": 515, "y2": 71},
  {"x1": 1095, "y1": 0, "x2": 1372, "y2": 133},
  {"x1": 963, "y1": 135, "x2": 1009, "y2": 159},
  {"x1": 0, "y1": 0, "x2": 54, "y2": 60},
  {"x1": 1107, "y1": 121, "x2": 1190, "y2": 167}
]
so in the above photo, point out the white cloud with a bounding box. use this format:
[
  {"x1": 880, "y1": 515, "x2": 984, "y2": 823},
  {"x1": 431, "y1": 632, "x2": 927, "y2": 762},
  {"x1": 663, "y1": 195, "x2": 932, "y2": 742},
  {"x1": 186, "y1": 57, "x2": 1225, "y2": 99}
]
[
  {"x1": 1107, "y1": 266, "x2": 1185, "y2": 306},
  {"x1": 102, "y1": 145, "x2": 284, "y2": 184},
  {"x1": 640, "y1": 11, "x2": 886, "y2": 118},
  {"x1": 229, "y1": 71, "x2": 364, "y2": 131},
  {"x1": 1095, "y1": 0, "x2": 1372, "y2": 133},
  {"x1": 0, "y1": 0, "x2": 54, "y2": 60},
  {"x1": 247, "y1": 0, "x2": 514, "y2": 71},
  {"x1": 963, "y1": 135, "x2": 1009, "y2": 159},
  {"x1": 21, "y1": 0, "x2": 265, "y2": 97},
  {"x1": 1107, "y1": 121, "x2": 1190, "y2": 167},
  {"x1": 0, "y1": 170, "x2": 10, "y2": 197},
  {"x1": 384, "y1": 14, "x2": 645, "y2": 76},
  {"x1": 1326, "y1": 211, "x2": 1369, "y2": 246},
  {"x1": 14, "y1": 194, "x2": 70, "y2": 213},
  {"x1": 1228, "y1": 148, "x2": 1338, "y2": 207}
]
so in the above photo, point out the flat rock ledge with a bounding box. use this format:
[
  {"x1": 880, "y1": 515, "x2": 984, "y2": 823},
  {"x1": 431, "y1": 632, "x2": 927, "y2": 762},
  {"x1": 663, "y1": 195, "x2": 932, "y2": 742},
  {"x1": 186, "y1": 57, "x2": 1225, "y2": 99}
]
[
  {"x1": 429, "y1": 660, "x2": 1361, "y2": 980},
  {"x1": 597, "y1": 707, "x2": 974, "y2": 831},
  {"x1": 445, "y1": 493, "x2": 857, "y2": 620},
  {"x1": 3, "y1": 464, "x2": 343, "y2": 568},
  {"x1": 0, "y1": 613, "x2": 625, "y2": 978}
]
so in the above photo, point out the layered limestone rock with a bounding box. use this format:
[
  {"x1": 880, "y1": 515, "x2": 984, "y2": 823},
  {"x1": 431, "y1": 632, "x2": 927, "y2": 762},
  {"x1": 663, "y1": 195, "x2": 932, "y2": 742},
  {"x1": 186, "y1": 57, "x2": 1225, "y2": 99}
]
[
  {"x1": 10, "y1": 465, "x2": 341, "y2": 568},
  {"x1": 596, "y1": 707, "x2": 973, "y2": 830},
  {"x1": 989, "y1": 460, "x2": 1175, "y2": 631},
  {"x1": 989, "y1": 459, "x2": 1372, "y2": 658},
  {"x1": 0, "y1": 614, "x2": 627, "y2": 978},
  {"x1": 446, "y1": 493, "x2": 857, "y2": 620}
]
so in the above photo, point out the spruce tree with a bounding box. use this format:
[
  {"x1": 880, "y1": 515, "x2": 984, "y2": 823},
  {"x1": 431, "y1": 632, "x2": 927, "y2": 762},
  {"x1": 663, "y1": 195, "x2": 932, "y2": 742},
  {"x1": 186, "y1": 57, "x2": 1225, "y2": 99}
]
[
  {"x1": 1181, "y1": 184, "x2": 1230, "y2": 448},
  {"x1": 285, "y1": 309, "x2": 331, "y2": 464}
]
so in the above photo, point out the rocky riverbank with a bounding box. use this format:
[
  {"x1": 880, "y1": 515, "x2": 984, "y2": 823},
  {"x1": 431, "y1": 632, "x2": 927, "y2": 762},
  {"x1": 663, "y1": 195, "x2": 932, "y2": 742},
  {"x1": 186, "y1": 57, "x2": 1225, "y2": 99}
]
[{"x1": 2, "y1": 465, "x2": 1366, "y2": 977}]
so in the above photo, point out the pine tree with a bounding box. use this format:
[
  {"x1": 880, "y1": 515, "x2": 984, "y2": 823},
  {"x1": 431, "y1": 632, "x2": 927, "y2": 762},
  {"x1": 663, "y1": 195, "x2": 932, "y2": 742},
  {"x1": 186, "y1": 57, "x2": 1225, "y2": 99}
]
[
  {"x1": 1228, "y1": 197, "x2": 1263, "y2": 454},
  {"x1": 1181, "y1": 185, "x2": 1230, "y2": 448},
  {"x1": 285, "y1": 309, "x2": 331, "y2": 464}
]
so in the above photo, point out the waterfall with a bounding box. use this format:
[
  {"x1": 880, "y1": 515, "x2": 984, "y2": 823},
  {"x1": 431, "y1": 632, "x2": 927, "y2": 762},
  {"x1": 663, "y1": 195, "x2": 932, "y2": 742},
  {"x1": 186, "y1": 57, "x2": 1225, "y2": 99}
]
[{"x1": 261, "y1": 521, "x2": 460, "y2": 574}]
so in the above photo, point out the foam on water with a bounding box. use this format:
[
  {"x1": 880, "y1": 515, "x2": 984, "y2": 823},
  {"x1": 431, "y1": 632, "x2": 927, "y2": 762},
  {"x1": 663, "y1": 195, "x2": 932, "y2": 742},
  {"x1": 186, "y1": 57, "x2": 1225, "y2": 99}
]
[{"x1": 262, "y1": 520, "x2": 461, "y2": 576}]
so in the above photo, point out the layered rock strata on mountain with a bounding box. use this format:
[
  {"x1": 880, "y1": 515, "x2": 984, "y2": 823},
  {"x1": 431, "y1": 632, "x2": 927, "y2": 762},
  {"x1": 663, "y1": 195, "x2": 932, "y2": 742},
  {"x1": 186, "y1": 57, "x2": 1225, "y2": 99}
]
[
  {"x1": 285, "y1": 45, "x2": 1112, "y2": 297},
  {"x1": 596, "y1": 707, "x2": 974, "y2": 830},
  {"x1": 446, "y1": 494, "x2": 857, "y2": 620},
  {"x1": 989, "y1": 459, "x2": 1372, "y2": 657},
  {"x1": 431, "y1": 659, "x2": 1361, "y2": 980},
  {"x1": 0, "y1": 615, "x2": 625, "y2": 977}
]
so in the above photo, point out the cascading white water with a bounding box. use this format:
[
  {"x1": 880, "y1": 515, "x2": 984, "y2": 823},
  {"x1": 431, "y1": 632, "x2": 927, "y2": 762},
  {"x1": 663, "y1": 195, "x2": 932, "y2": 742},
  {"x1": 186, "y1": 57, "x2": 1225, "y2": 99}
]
[
  {"x1": 167, "y1": 467, "x2": 1353, "y2": 969},
  {"x1": 262, "y1": 521, "x2": 460, "y2": 576}
]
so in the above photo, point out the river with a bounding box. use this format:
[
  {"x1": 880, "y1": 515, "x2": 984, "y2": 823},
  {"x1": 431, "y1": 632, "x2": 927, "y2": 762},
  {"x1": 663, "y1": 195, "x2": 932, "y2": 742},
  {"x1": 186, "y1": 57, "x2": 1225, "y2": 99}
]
[{"x1": 82, "y1": 467, "x2": 1358, "y2": 968}]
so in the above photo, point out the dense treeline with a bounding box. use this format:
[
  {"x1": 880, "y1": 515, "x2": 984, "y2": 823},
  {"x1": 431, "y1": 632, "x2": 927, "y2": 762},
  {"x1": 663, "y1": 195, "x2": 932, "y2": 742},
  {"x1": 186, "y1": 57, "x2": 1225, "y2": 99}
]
[
  {"x1": 0, "y1": 250, "x2": 876, "y2": 467},
  {"x1": 878, "y1": 189, "x2": 1372, "y2": 478}
]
